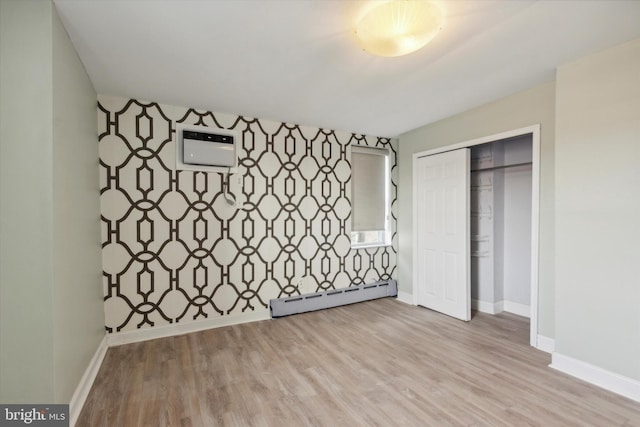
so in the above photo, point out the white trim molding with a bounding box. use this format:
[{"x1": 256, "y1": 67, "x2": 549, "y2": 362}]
[
  {"x1": 396, "y1": 291, "x2": 414, "y2": 305},
  {"x1": 472, "y1": 299, "x2": 530, "y2": 318},
  {"x1": 503, "y1": 301, "x2": 530, "y2": 318},
  {"x1": 107, "y1": 310, "x2": 271, "y2": 347},
  {"x1": 550, "y1": 353, "x2": 640, "y2": 402},
  {"x1": 472, "y1": 299, "x2": 504, "y2": 315},
  {"x1": 535, "y1": 335, "x2": 555, "y2": 353},
  {"x1": 69, "y1": 336, "x2": 108, "y2": 427}
]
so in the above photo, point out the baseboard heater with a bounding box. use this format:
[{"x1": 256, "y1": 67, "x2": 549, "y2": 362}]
[{"x1": 270, "y1": 279, "x2": 397, "y2": 318}]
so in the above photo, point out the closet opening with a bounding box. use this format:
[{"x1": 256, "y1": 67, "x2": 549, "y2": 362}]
[
  {"x1": 470, "y1": 135, "x2": 533, "y2": 320},
  {"x1": 412, "y1": 125, "x2": 541, "y2": 348}
]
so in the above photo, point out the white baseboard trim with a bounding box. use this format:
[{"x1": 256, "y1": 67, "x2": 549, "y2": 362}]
[
  {"x1": 550, "y1": 352, "x2": 640, "y2": 403},
  {"x1": 472, "y1": 299, "x2": 503, "y2": 314},
  {"x1": 503, "y1": 301, "x2": 530, "y2": 318},
  {"x1": 69, "y1": 335, "x2": 108, "y2": 427},
  {"x1": 396, "y1": 291, "x2": 414, "y2": 305},
  {"x1": 106, "y1": 310, "x2": 271, "y2": 347},
  {"x1": 472, "y1": 299, "x2": 531, "y2": 318},
  {"x1": 536, "y1": 334, "x2": 555, "y2": 353}
]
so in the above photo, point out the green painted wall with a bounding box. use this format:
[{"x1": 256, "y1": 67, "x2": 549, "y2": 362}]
[
  {"x1": 555, "y1": 38, "x2": 640, "y2": 380},
  {"x1": 0, "y1": 0, "x2": 104, "y2": 403}
]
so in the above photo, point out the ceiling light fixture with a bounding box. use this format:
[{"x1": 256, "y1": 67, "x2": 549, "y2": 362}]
[{"x1": 355, "y1": 0, "x2": 444, "y2": 57}]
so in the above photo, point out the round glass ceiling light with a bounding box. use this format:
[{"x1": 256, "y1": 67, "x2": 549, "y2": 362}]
[{"x1": 355, "y1": 0, "x2": 444, "y2": 57}]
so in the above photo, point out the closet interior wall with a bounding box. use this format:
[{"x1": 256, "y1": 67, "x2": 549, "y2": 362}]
[{"x1": 470, "y1": 135, "x2": 533, "y2": 317}]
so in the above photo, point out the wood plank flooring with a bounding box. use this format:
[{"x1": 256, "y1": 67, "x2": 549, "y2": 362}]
[{"x1": 77, "y1": 298, "x2": 640, "y2": 426}]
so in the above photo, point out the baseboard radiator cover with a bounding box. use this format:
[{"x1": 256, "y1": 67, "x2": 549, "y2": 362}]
[{"x1": 270, "y1": 279, "x2": 397, "y2": 318}]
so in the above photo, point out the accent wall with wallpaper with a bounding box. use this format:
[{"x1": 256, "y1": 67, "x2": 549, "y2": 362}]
[{"x1": 98, "y1": 95, "x2": 397, "y2": 334}]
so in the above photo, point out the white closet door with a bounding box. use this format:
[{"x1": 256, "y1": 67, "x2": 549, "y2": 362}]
[{"x1": 415, "y1": 149, "x2": 470, "y2": 321}]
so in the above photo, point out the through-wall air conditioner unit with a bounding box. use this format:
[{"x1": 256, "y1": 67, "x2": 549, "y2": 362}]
[{"x1": 176, "y1": 124, "x2": 238, "y2": 173}]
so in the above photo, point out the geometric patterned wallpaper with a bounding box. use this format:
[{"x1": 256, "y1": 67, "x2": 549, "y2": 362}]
[{"x1": 98, "y1": 96, "x2": 397, "y2": 333}]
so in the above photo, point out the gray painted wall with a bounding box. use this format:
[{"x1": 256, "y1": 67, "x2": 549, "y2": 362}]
[
  {"x1": 502, "y1": 137, "x2": 533, "y2": 306},
  {"x1": 52, "y1": 2, "x2": 105, "y2": 402},
  {"x1": 0, "y1": 0, "x2": 56, "y2": 402},
  {"x1": 399, "y1": 82, "x2": 556, "y2": 338},
  {"x1": 555, "y1": 38, "x2": 640, "y2": 380},
  {"x1": 0, "y1": 0, "x2": 104, "y2": 403}
]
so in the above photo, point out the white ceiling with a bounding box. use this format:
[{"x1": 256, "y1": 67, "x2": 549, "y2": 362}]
[{"x1": 53, "y1": 0, "x2": 640, "y2": 137}]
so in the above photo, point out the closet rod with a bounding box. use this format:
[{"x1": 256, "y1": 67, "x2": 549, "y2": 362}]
[{"x1": 471, "y1": 161, "x2": 532, "y2": 173}]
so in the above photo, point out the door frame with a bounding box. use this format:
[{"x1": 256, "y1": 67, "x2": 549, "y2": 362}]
[{"x1": 412, "y1": 124, "x2": 540, "y2": 348}]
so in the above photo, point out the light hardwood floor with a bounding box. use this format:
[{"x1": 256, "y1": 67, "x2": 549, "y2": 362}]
[{"x1": 77, "y1": 298, "x2": 640, "y2": 426}]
